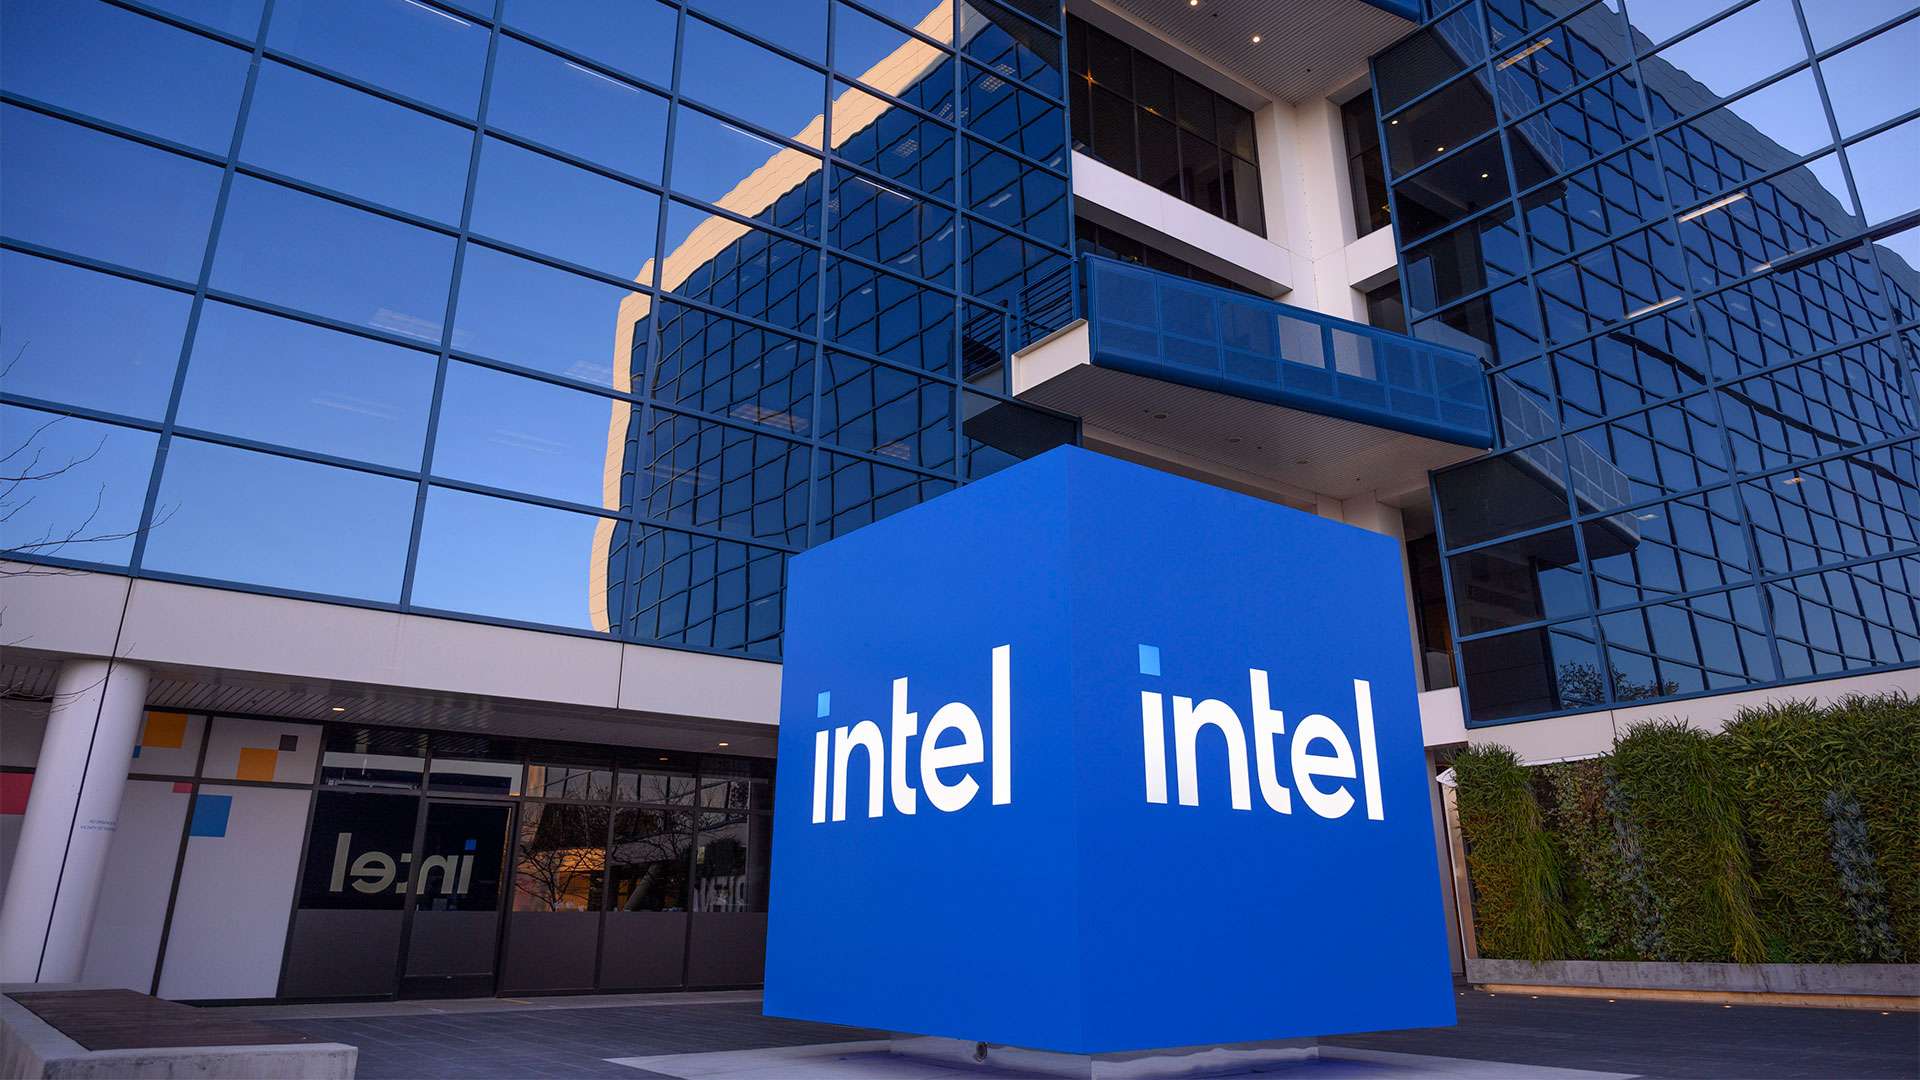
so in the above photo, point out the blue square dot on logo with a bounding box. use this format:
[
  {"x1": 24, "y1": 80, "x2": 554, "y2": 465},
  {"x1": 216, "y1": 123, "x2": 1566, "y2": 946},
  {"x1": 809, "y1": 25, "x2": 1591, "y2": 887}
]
[
  {"x1": 1137, "y1": 644, "x2": 1161, "y2": 677},
  {"x1": 464, "y1": 838, "x2": 477, "y2": 852},
  {"x1": 816, "y1": 691, "x2": 831, "y2": 718}
]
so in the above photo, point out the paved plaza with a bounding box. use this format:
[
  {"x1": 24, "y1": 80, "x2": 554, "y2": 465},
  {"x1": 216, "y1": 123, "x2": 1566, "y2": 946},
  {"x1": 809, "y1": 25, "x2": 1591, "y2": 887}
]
[{"x1": 212, "y1": 986, "x2": 1918, "y2": 1079}]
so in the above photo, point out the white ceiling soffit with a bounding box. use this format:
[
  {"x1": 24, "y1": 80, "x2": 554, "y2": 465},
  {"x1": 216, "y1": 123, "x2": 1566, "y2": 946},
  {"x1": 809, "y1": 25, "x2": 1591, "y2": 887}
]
[{"x1": 1091, "y1": 0, "x2": 1416, "y2": 104}]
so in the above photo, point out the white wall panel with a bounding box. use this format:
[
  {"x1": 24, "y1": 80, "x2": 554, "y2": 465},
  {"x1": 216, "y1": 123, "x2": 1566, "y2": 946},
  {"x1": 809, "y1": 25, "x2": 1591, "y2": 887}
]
[
  {"x1": 81, "y1": 778, "x2": 189, "y2": 992},
  {"x1": 156, "y1": 784, "x2": 310, "y2": 1000}
]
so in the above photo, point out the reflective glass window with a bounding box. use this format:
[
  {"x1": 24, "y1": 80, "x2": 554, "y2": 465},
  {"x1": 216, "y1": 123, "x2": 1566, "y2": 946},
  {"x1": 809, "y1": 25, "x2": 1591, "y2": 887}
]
[
  {"x1": 651, "y1": 303, "x2": 815, "y2": 435},
  {"x1": 0, "y1": 405, "x2": 157, "y2": 568},
  {"x1": 1343, "y1": 91, "x2": 1391, "y2": 235},
  {"x1": 1646, "y1": 0, "x2": 1804, "y2": 105},
  {"x1": 837, "y1": 1, "x2": 945, "y2": 85},
  {"x1": 640, "y1": 412, "x2": 811, "y2": 545},
  {"x1": 824, "y1": 258, "x2": 956, "y2": 373},
  {"x1": 511, "y1": 802, "x2": 608, "y2": 912},
  {"x1": 1599, "y1": 588, "x2": 1774, "y2": 696},
  {"x1": 1654, "y1": 70, "x2": 1833, "y2": 206},
  {"x1": 0, "y1": 252, "x2": 189, "y2": 419},
  {"x1": 670, "y1": 108, "x2": 825, "y2": 238},
  {"x1": 470, "y1": 138, "x2": 660, "y2": 280},
  {"x1": 1404, "y1": 207, "x2": 1524, "y2": 315},
  {"x1": 1819, "y1": 20, "x2": 1918, "y2": 140},
  {"x1": 1520, "y1": 145, "x2": 1665, "y2": 269},
  {"x1": 958, "y1": 0, "x2": 1061, "y2": 97},
  {"x1": 433, "y1": 362, "x2": 632, "y2": 509},
  {"x1": 1621, "y1": 0, "x2": 1739, "y2": 48},
  {"x1": 1461, "y1": 619, "x2": 1605, "y2": 720},
  {"x1": 964, "y1": 220, "x2": 1072, "y2": 337},
  {"x1": 1511, "y1": 68, "x2": 1645, "y2": 182},
  {"x1": 412, "y1": 486, "x2": 626, "y2": 631},
  {"x1": 452, "y1": 245, "x2": 650, "y2": 389},
  {"x1": 691, "y1": 0, "x2": 828, "y2": 63},
  {"x1": 501, "y1": 0, "x2": 677, "y2": 87},
  {"x1": 833, "y1": 169, "x2": 958, "y2": 285},
  {"x1": 1719, "y1": 341, "x2": 1916, "y2": 477},
  {"x1": 819, "y1": 351, "x2": 955, "y2": 470},
  {"x1": 627, "y1": 526, "x2": 786, "y2": 658},
  {"x1": 1391, "y1": 135, "x2": 1513, "y2": 242},
  {"x1": 1563, "y1": 393, "x2": 1728, "y2": 504},
  {"x1": 694, "y1": 810, "x2": 769, "y2": 912},
  {"x1": 1489, "y1": 3, "x2": 1629, "y2": 120},
  {"x1": 1412, "y1": 280, "x2": 1542, "y2": 367},
  {"x1": 857, "y1": 0, "x2": 957, "y2": 42},
  {"x1": 1385, "y1": 77, "x2": 1498, "y2": 178},
  {"x1": 142, "y1": 0, "x2": 264, "y2": 37},
  {"x1": 1585, "y1": 486, "x2": 1750, "y2": 606},
  {"x1": 177, "y1": 303, "x2": 436, "y2": 468},
  {"x1": 659, "y1": 202, "x2": 821, "y2": 335},
  {"x1": 488, "y1": 38, "x2": 671, "y2": 182},
  {"x1": 242, "y1": 61, "x2": 472, "y2": 224},
  {"x1": 963, "y1": 139, "x2": 1069, "y2": 248},
  {"x1": 1694, "y1": 243, "x2": 1889, "y2": 381},
  {"x1": 1741, "y1": 441, "x2": 1920, "y2": 576},
  {"x1": 144, "y1": 438, "x2": 415, "y2": 599},
  {"x1": 431, "y1": 734, "x2": 525, "y2": 796},
  {"x1": 830, "y1": 81, "x2": 957, "y2": 202},
  {"x1": 1768, "y1": 555, "x2": 1920, "y2": 678},
  {"x1": 962, "y1": 62, "x2": 1067, "y2": 168},
  {"x1": 1, "y1": 0, "x2": 248, "y2": 153},
  {"x1": 681, "y1": 17, "x2": 828, "y2": 142},
  {"x1": 1802, "y1": 0, "x2": 1915, "y2": 51},
  {"x1": 1434, "y1": 452, "x2": 1572, "y2": 548},
  {"x1": 811, "y1": 450, "x2": 953, "y2": 538},
  {"x1": 268, "y1": 0, "x2": 488, "y2": 116},
  {"x1": 1448, "y1": 527, "x2": 1589, "y2": 634},
  {"x1": 619, "y1": 758, "x2": 699, "y2": 804},
  {"x1": 1534, "y1": 223, "x2": 1687, "y2": 345},
  {"x1": 1845, "y1": 119, "x2": 1920, "y2": 228},
  {"x1": 961, "y1": 301, "x2": 1008, "y2": 390},
  {"x1": 959, "y1": 392, "x2": 1075, "y2": 480},
  {"x1": 525, "y1": 756, "x2": 614, "y2": 801},
  {"x1": 1, "y1": 107, "x2": 221, "y2": 280},
  {"x1": 1549, "y1": 327, "x2": 1706, "y2": 426},
  {"x1": 607, "y1": 808, "x2": 693, "y2": 911},
  {"x1": 211, "y1": 177, "x2": 455, "y2": 343},
  {"x1": 1675, "y1": 152, "x2": 1859, "y2": 293},
  {"x1": 1373, "y1": 4, "x2": 1486, "y2": 113},
  {"x1": 320, "y1": 728, "x2": 426, "y2": 789}
]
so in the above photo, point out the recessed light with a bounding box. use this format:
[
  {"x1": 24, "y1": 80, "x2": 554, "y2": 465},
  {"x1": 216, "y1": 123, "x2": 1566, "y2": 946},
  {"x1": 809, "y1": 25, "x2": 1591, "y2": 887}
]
[
  {"x1": 1480, "y1": 172, "x2": 1489, "y2": 179},
  {"x1": 1250, "y1": 34, "x2": 1262, "y2": 43},
  {"x1": 1389, "y1": 119, "x2": 1398, "y2": 125},
  {"x1": 659, "y1": 756, "x2": 670, "y2": 762},
  {"x1": 717, "y1": 741, "x2": 730, "y2": 747},
  {"x1": 330, "y1": 706, "x2": 346, "y2": 712},
  {"x1": 1188, "y1": 0, "x2": 1198, "y2": 6},
  {"x1": 1435, "y1": 145, "x2": 1445, "y2": 152}
]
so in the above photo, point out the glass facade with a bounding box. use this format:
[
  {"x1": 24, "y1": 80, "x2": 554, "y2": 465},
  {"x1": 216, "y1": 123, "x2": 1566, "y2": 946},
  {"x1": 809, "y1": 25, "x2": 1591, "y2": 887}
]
[
  {"x1": 1065, "y1": 14, "x2": 1265, "y2": 234},
  {"x1": 1384, "y1": 0, "x2": 1920, "y2": 723},
  {"x1": 0, "y1": 0, "x2": 1077, "y2": 661}
]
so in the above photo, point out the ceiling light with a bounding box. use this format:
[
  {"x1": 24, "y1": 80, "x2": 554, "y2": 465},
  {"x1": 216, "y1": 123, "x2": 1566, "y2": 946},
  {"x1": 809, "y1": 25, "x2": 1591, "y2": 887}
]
[
  {"x1": 1480, "y1": 172, "x2": 1490, "y2": 179},
  {"x1": 1189, "y1": 0, "x2": 1198, "y2": 6},
  {"x1": 1435, "y1": 145, "x2": 1445, "y2": 152},
  {"x1": 717, "y1": 741, "x2": 730, "y2": 747},
  {"x1": 659, "y1": 756, "x2": 670, "y2": 762},
  {"x1": 330, "y1": 706, "x2": 346, "y2": 712},
  {"x1": 1251, "y1": 34, "x2": 1262, "y2": 43}
]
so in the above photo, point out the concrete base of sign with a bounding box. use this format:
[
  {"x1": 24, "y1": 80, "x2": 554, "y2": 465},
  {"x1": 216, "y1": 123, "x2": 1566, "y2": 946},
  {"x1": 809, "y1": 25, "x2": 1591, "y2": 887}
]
[
  {"x1": 0, "y1": 985, "x2": 356, "y2": 1079},
  {"x1": 890, "y1": 1035, "x2": 1322, "y2": 1078}
]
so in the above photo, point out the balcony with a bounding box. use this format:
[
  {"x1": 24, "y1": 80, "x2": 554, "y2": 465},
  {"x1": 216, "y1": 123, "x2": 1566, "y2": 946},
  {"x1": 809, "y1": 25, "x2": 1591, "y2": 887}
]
[{"x1": 1013, "y1": 256, "x2": 1493, "y2": 502}]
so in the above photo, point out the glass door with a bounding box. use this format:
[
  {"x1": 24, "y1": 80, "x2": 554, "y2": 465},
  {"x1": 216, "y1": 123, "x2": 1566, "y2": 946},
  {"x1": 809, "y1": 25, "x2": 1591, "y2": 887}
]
[{"x1": 398, "y1": 800, "x2": 513, "y2": 998}]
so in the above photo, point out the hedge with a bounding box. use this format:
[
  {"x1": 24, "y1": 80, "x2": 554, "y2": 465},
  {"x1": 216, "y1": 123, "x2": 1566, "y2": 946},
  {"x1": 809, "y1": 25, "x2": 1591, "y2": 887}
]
[{"x1": 1452, "y1": 692, "x2": 1916, "y2": 965}]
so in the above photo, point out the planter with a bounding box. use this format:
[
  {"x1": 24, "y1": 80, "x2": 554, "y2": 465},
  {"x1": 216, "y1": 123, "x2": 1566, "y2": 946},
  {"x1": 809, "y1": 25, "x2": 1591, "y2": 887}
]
[{"x1": 1466, "y1": 958, "x2": 1920, "y2": 1001}]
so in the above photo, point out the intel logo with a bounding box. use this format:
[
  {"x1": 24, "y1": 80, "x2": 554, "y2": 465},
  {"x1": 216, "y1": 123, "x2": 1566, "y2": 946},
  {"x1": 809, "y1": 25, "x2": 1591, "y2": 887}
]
[{"x1": 807, "y1": 644, "x2": 1385, "y2": 824}]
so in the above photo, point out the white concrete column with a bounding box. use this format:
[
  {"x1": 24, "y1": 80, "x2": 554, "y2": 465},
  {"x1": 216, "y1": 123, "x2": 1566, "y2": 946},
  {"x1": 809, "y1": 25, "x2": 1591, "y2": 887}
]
[
  {"x1": 1339, "y1": 493, "x2": 1427, "y2": 691},
  {"x1": 0, "y1": 658, "x2": 148, "y2": 982}
]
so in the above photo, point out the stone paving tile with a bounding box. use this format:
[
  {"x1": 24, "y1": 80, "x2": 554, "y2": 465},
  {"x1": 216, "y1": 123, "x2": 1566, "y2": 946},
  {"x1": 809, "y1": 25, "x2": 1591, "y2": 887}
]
[{"x1": 263, "y1": 989, "x2": 1920, "y2": 1080}]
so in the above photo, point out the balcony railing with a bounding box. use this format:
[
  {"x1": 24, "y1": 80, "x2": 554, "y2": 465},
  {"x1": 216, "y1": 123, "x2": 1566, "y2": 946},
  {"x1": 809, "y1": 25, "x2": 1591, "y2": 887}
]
[{"x1": 1080, "y1": 254, "x2": 1493, "y2": 448}]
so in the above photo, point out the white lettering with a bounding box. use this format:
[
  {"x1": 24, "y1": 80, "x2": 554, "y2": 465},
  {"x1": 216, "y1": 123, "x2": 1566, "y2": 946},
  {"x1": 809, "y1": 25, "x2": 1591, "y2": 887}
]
[
  {"x1": 350, "y1": 850, "x2": 396, "y2": 894},
  {"x1": 889, "y1": 677, "x2": 918, "y2": 815},
  {"x1": 1291, "y1": 713, "x2": 1357, "y2": 819},
  {"x1": 831, "y1": 721, "x2": 885, "y2": 821},
  {"x1": 920, "y1": 702, "x2": 983, "y2": 813},
  {"x1": 1173, "y1": 696, "x2": 1252, "y2": 811},
  {"x1": 1249, "y1": 669, "x2": 1293, "y2": 815},
  {"x1": 1141, "y1": 690, "x2": 1168, "y2": 804}
]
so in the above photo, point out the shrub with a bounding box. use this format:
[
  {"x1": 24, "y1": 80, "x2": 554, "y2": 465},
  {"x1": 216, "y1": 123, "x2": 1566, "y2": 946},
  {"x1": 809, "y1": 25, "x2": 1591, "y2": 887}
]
[
  {"x1": 1540, "y1": 760, "x2": 1637, "y2": 961},
  {"x1": 1451, "y1": 744, "x2": 1573, "y2": 962}
]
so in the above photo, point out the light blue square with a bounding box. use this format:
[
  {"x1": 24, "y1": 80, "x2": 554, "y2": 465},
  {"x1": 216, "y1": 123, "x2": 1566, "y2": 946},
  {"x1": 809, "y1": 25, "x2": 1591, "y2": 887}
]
[
  {"x1": 1137, "y1": 643, "x2": 1160, "y2": 676},
  {"x1": 816, "y1": 690, "x2": 831, "y2": 717}
]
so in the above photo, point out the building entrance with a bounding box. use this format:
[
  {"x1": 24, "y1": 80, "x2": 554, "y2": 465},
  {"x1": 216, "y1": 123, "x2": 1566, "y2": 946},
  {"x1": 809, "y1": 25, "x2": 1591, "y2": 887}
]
[{"x1": 398, "y1": 800, "x2": 513, "y2": 999}]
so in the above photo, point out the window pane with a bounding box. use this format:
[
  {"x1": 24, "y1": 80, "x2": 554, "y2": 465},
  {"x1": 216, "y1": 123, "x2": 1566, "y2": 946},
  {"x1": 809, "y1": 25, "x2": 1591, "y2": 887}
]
[
  {"x1": 962, "y1": 61, "x2": 1066, "y2": 167},
  {"x1": 836, "y1": 1, "x2": 944, "y2": 83},
  {"x1": 830, "y1": 80, "x2": 956, "y2": 202},
  {"x1": 1448, "y1": 527, "x2": 1589, "y2": 634},
  {"x1": 1391, "y1": 135, "x2": 1512, "y2": 242},
  {"x1": 1719, "y1": 341, "x2": 1915, "y2": 476},
  {"x1": 1564, "y1": 393, "x2": 1728, "y2": 504},
  {"x1": 659, "y1": 202, "x2": 820, "y2": 334},
  {"x1": 1803, "y1": 0, "x2": 1914, "y2": 50},
  {"x1": 1845, "y1": 119, "x2": 1920, "y2": 228},
  {"x1": 0, "y1": 107, "x2": 221, "y2": 280},
  {"x1": 608, "y1": 808, "x2": 692, "y2": 911},
  {"x1": 1768, "y1": 555, "x2": 1920, "y2": 678},
  {"x1": 412, "y1": 486, "x2": 625, "y2": 631},
  {"x1": 957, "y1": 0, "x2": 1062, "y2": 97},
  {"x1": 501, "y1": 0, "x2": 677, "y2": 87},
  {"x1": 694, "y1": 811, "x2": 768, "y2": 912},
  {"x1": 965, "y1": 139, "x2": 1068, "y2": 247},
  {"x1": 1374, "y1": 6, "x2": 1484, "y2": 112},
  {"x1": 832, "y1": 168, "x2": 957, "y2": 284},
  {"x1": 143, "y1": 0, "x2": 264, "y2": 37},
  {"x1": 681, "y1": 18, "x2": 827, "y2": 142},
  {"x1": 1655, "y1": 70, "x2": 1832, "y2": 206},
  {"x1": 1819, "y1": 20, "x2": 1917, "y2": 140},
  {"x1": 692, "y1": 0, "x2": 827, "y2": 63},
  {"x1": 1622, "y1": 0, "x2": 1739, "y2": 47},
  {"x1": 320, "y1": 728, "x2": 426, "y2": 790},
  {"x1": 1384, "y1": 76, "x2": 1497, "y2": 178},
  {"x1": 488, "y1": 38, "x2": 670, "y2": 182},
  {"x1": 452, "y1": 244, "x2": 650, "y2": 389},
  {"x1": 1741, "y1": 441, "x2": 1920, "y2": 576},
  {"x1": 670, "y1": 107, "x2": 825, "y2": 238},
  {"x1": 177, "y1": 302, "x2": 436, "y2": 468},
  {"x1": 1435, "y1": 452, "x2": 1572, "y2": 548},
  {"x1": 512, "y1": 803, "x2": 609, "y2": 912},
  {"x1": 1600, "y1": 589, "x2": 1774, "y2": 697},
  {"x1": 470, "y1": 138, "x2": 660, "y2": 280},
  {"x1": 241, "y1": 61, "x2": 473, "y2": 223},
  {"x1": 1, "y1": 0, "x2": 248, "y2": 153},
  {"x1": 144, "y1": 438, "x2": 415, "y2": 599},
  {"x1": 0, "y1": 405, "x2": 157, "y2": 568},
  {"x1": 857, "y1": 0, "x2": 957, "y2": 42},
  {"x1": 211, "y1": 177, "x2": 455, "y2": 342},
  {"x1": 959, "y1": 391, "x2": 1074, "y2": 480},
  {"x1": 1647, "y1": 0, "x2": 1804, "y2": 105},
  {"x1": 525, "y1": 759, "x2": 614, "y2": 801},
  {"x1": 651, "y1": 303, "x2": 815, "y2": 435},
  {"x1": 432, "y1": 361, "x2": 632, "y2": 509},
  {"x1": 268, "y1": 0, "x2": 488, "y2": 116},
  {"x1": 811, "y1": 450, "x2": 952, "y2": 538},
  {"x1": 1586, "y1": 486, "x2": 1750, "y2": 606},
  {"x1": 0, "y1": 252, "x2": 190, "y2": 419},
  {"x1": 819, "y1": 350, "x2": 955, "y2": 469},
  {"x1": 1461, "y1": 619, "x2": 1604, "y2": 721},
  {"x1": 640, "y1": 412, "x2": 811, "y2": 545},
  {"x1": 823, "y1": 258, "x2": 956, "y2": 373},
  {"x1": 627, "y1": 526, "x2": 786, "y2": 657}
]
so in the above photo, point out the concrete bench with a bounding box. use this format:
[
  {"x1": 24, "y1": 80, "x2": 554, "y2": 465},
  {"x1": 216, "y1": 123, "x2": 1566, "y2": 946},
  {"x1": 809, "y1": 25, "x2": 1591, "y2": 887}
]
[{"x1": 0, "y1": 985, "x2": 355, "y2": 1079}]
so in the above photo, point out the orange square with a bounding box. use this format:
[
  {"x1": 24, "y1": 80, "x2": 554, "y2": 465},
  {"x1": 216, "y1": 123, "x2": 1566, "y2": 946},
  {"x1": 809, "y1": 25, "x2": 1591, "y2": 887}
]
[
  {"x1": 142, "y1": 711, "x2": 189, "y2": 749},
  {"x1": 235, "y1": 747, "x2": 278, "y2": 782}
]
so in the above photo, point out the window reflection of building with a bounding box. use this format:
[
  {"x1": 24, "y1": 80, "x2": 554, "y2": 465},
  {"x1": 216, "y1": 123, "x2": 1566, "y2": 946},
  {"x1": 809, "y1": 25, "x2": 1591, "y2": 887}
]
[{"x1": 1386, "y1": 0, "x2": 1919, "y2": 724}]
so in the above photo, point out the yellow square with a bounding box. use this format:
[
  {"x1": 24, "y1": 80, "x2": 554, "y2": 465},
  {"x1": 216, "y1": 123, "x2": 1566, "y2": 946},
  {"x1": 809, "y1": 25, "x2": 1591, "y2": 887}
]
[
  {"x1": 142, "y1": 711, "x2": 189, "y2": 750},
  {"x1": 235, "y1": 747, "x2": 278, "y2": 782}
]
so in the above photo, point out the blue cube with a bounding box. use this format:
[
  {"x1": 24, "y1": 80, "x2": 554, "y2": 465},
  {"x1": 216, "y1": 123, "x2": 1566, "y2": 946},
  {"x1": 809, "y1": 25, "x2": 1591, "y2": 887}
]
[{"x1": 763, "y1": 446, "x2": 1455, "y2": 1053}]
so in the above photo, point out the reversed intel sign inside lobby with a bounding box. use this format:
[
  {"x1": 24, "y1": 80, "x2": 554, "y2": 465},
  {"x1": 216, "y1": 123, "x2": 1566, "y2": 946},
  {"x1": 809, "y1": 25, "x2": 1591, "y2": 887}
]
[{"x1": 764, "y1": 447, "x2": 1455, "y2": 1054}]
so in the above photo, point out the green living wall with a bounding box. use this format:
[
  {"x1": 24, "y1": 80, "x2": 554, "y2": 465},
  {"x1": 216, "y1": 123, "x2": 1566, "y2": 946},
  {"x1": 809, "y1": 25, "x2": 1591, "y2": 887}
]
[{"x1": 1451, "y1": 693, "x2": 1917, "y2": 965}]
